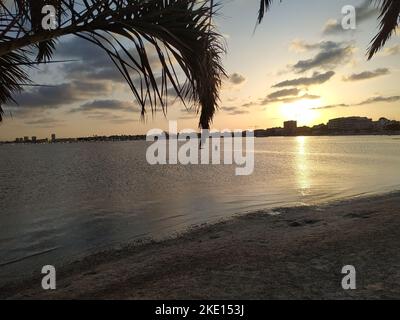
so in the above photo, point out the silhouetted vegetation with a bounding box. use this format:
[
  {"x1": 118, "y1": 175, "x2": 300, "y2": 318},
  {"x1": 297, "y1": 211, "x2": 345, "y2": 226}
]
[
  {"x1": 0, "y1": 0, "x2": 225, "y2": 128},
  {"x1": 0, "y1": 1, "x2": 398, "y2": 126}
]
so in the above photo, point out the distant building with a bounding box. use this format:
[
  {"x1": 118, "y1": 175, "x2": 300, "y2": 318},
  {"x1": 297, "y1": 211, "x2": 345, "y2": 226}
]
[
  {"x1": 32, "y1": 136, "x2": 37, "y2": 143},
  {"x1": 51, "y1": 134, "x2": 56, "y2": 142},
  {"x1": 374, "y1": 117, "x2": 394, "y2": 131},
  {"x1": 254, "y1": 129, "x2": 268, "y2": 137},
  {"x1": 378, "y1": 117, "x2": 391, "y2": 126},
  {"x1": 284, "y1": 120, "x2": 297, "y2": 134},
  {"x1": 23, "y1": 136, "x2": 29, "y2": 142},
  {"x1": 327, "y1": 117, "x2": 373, "y2": 132},
  {"x1": 297, "y1": 126, "x2": 312, "y2": 135},
  {"x1": 312, "y1": 124, "x2": 328, "y2": 135}
]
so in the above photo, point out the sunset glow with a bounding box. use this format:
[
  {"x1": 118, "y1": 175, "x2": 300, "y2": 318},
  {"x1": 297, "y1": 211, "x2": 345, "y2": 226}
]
[{"x1": 280, "y1": 99, "x2": 321, "y2": 126}]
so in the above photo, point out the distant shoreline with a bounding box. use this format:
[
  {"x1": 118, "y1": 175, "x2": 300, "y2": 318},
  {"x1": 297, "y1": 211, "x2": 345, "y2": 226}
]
[
  {"x1": 2, "y1": 191, "x2": 400, "y2": 299},
  {"x1": 1, "y1": 132, "x2": 400, "y2": 145}
]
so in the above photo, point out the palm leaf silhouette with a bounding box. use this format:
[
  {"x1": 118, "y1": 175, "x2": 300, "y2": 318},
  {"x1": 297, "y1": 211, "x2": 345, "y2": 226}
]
[
  {"x1": 0, "y1": 0, "x2": 226, "y2": 129},
  {"x1": 257, "y1": 0, "x2": 399, "y2": 60},
  {"x1": 367, "y1": 0, "x2": 400, "y2": 60}
]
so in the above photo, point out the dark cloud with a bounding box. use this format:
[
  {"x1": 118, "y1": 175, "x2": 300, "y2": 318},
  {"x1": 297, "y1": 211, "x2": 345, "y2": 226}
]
[
  {"x1": 292, "y1": 42, "x2": 354, "y2": 73},
  {"x1": 221, "y1": 106, "x2": 237, "y2": 112},
  {"x1": 70, "y1": 99, "x2": 140, "y2": 113},
  {"x1": 228, "y1": 110, "x2": 249, "y2": 115},
  {"x1": 8, "y1": 81, "x2": 111, "y2": 110},
  {"x1": 277, "y1": 94, "x2": 320, "y2": 104},
  {"x1": 84, "y1": 111, "x2": 138, "y2": 124},
  {"x1": 290, "y1": 40, "x2": 343, "y2": 52},
  {"x1": 5, "y1": 38, "x2": 152, "y2": 117},
  {"x1": 24, "y1": 117, "x2": 65, "y2": 127},
  {"x1": 267, "y1": 88, "x2": 300, "y2": 100},
  {"x1": 56, "y1": 37, "x2": 122, "y2": 82},
  {"x1": 242, "y1": 101, "x2": 256, "y2": 108},
  {"x1": 261, "y1": 93, "x2": 320, "y2": 106},
  {"x1": 322, "y1": 0, "x2": 379, "y2": 35},
  {"x1": 343, "y1": 68, "x2": 390, "y2": 82},
  {"x1": 291, "y1": 93, "x2": 320, "y2": 100},
  {"x1": 273, "y1": 71, "x2": 335, "y2": 88},
  {"x1": 357, "y1": 95, "x2": 400, "y2": 106},
  {"x1": 220, "y1": 106, "x2": 249, "y2": 115},
  {"x1": 312, "y1": 95, "x2": 400, "y2": 110},
  {"x1": 63, "y1": 63, "x2": 124, "y2": 83},
  {"x1": 57, "y1": 39, "x2": 179, "y2": 109},
  {"x1": 311, "y1": 103, "x2": 350, "y2": 110},
  {"x1": 229, "y1": 73, "x2": 246, "y2": 85},
  {"x1": 57, "y1": 37, "x2": 161, "y2": 83}
]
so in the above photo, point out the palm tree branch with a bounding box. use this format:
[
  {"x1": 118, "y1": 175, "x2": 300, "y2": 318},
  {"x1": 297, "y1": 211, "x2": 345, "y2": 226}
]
[
  {"x1": 367, "y1": 0, "x2": 400, "y2": 59},
  {"x1": 0, "y1": 0, "x2": 226, "y2": 128}
]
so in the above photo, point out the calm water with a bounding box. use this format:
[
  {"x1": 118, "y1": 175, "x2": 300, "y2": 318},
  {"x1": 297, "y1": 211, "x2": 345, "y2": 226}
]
[{"x1": 0, "y1": 136, "x2": 399, "y2": 283}]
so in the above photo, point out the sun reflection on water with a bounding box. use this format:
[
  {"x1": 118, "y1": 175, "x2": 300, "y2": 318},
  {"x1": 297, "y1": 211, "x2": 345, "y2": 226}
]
[{"x1": 295, "y1": 136, "x2": 311, "y2": 195}]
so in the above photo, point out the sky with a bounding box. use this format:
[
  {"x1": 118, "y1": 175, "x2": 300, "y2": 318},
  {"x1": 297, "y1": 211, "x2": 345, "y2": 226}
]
[{"x1": 1, "y1": 0, "x2": 399, "y2": 140}]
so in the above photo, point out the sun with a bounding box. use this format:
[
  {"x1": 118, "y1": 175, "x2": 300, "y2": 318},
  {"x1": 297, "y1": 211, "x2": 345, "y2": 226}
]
[{"x1": 280, "y1": 99, "x2": 321, "y2": 126}]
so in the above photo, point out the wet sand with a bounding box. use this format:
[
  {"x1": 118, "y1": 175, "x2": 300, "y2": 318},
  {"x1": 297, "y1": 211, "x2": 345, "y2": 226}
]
[{"x1": 1, "y1": 192, "x2": 400, "y2": 300}]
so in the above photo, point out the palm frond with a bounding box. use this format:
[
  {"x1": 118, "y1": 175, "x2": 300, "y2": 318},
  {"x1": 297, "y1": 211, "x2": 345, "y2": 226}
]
[
  {"x1": 35, "y1": 40, "x2": 57, "y2": 62},
  {"x1": 0, "y1": 49, "x2": 32, "y2": 121},
  {"x1": 257, "y1": 0, "x2": 399, "y2": 60},
  {"x1": 368, "y1": 0, "x2": 400, "y2": 59},
  {"x1": 257, "y1": 0, "x2": 276, "y2": 24},
  {"x1": 0, "y1": 0, "x2": 225, "y2": 128}
]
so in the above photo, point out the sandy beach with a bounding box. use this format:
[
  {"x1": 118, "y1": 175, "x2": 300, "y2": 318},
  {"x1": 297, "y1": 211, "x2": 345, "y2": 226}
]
[{"x1": 1, "y1": 191, "x2": 400, "y2": 300}]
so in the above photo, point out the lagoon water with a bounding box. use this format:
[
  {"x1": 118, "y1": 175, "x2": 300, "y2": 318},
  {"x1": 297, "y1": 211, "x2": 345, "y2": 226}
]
[{"x1": 0, "y1": 136, "x2": 399, "y2": 284}]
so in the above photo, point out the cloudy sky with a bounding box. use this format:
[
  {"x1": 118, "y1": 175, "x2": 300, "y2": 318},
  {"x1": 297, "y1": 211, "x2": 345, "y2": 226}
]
[{"x1": 1, "y1": 0, "x2": 399, "y2": 140}]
